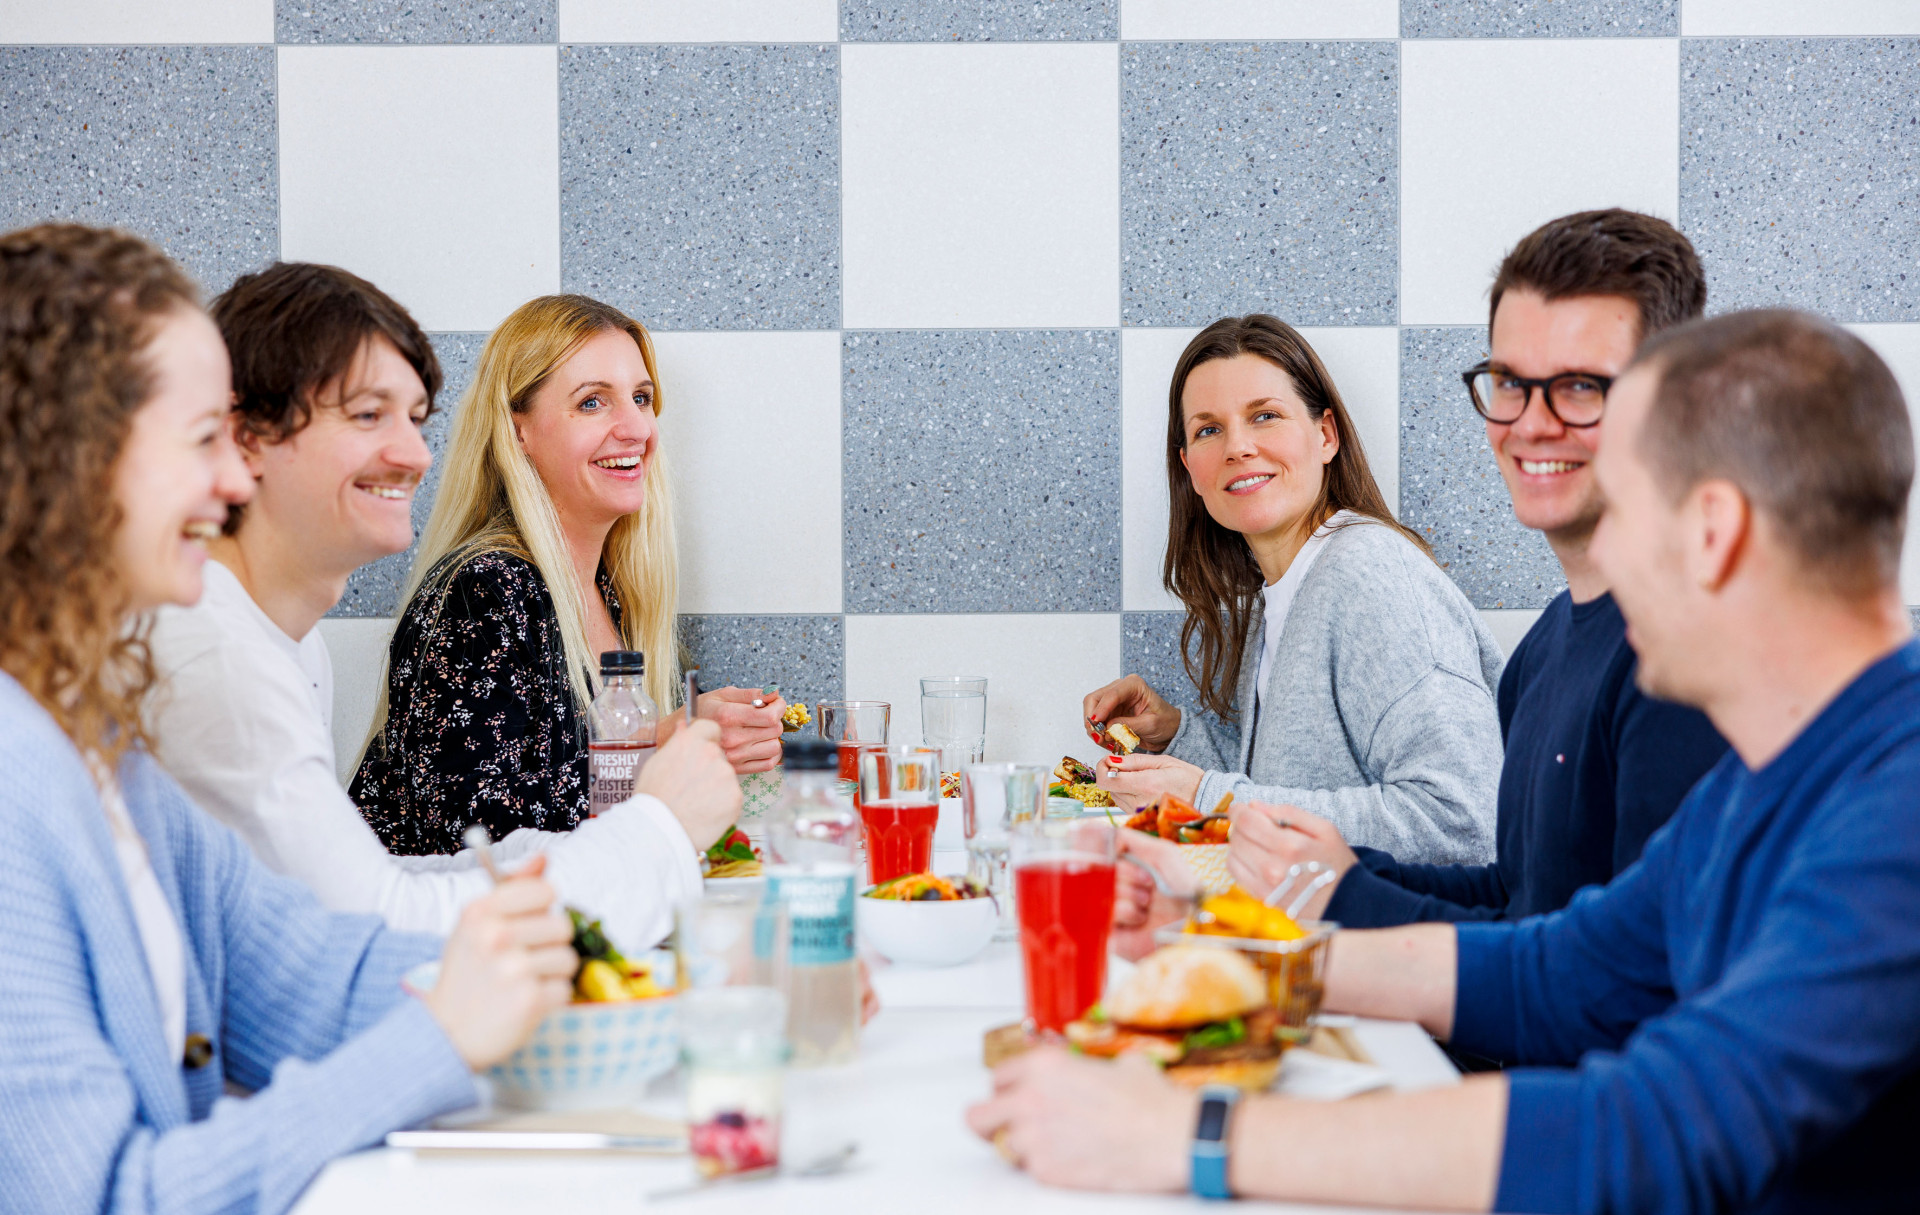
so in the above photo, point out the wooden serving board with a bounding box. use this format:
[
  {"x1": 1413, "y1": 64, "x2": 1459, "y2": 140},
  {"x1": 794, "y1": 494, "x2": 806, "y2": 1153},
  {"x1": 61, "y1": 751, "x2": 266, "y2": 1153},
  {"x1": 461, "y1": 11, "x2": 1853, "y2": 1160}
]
[{"x1": 980, "y1": 1021, "x2": 1373, "y2": 1069}]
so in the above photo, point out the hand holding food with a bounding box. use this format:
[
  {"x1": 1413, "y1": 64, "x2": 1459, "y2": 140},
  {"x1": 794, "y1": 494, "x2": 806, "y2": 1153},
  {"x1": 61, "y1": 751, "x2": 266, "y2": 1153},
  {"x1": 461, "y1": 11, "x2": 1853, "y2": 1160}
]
[
  {"x1": 662, "y1": 685, "x2": 786, "y2": 773},
  {"x1": 637, "y1": 718, "x2": 741, "y2": 850},
  {"x1": 423, "y1": 856, "x2": 575, "y2": 1070},
  {"x1": 1226, "y1": 802, "x2": 1357, "y2": 918},
  {"x1": 1093, "y1": 752, "x2": 1204, "y2": 812},
  {"x1": 1082, "y1": 674, "x2": 1182, "y2": 753}
]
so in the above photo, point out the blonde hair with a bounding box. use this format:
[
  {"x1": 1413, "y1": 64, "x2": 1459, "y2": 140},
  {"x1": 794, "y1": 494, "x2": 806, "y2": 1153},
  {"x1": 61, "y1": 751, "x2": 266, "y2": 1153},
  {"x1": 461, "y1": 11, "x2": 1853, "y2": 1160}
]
[{"x1": 363, "y1": 295, "x2": 681, "y2": 759}]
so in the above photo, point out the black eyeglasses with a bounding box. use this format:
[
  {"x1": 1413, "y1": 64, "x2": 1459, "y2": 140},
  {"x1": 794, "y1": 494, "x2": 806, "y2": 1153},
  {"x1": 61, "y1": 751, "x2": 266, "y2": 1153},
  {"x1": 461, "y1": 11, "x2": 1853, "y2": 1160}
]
[{"x1": 1462, "y1": 362, "x2": 1613, "y2": 428}]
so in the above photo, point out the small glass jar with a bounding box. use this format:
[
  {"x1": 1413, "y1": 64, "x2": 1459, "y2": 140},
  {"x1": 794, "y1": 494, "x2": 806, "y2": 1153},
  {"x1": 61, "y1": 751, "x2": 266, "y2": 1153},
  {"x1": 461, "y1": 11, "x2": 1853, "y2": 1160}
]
[{"x1": 680, "y1": 986, "x2": 788, "y2": 1179}]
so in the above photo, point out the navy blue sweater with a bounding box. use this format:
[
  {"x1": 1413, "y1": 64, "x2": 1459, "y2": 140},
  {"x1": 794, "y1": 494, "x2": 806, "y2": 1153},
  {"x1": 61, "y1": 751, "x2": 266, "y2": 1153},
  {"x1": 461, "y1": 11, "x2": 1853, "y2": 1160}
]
[
  {"x1": 1325, "y1": 592, "x2": 1727, "y2": 926},
  {"x1": 1459, "y1": 639, "x2": 1920, "y2": 1214}
]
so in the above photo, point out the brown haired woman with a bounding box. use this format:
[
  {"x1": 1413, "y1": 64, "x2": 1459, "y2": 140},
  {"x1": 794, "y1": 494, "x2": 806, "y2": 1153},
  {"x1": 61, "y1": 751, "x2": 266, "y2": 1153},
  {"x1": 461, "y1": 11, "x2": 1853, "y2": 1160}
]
[
  {"x1": 1085, "y1": 314, "x2": 1502, "y2": 865},
  {"x1": 0, "y1": 223, "x2": 574, "y2": 1211}
]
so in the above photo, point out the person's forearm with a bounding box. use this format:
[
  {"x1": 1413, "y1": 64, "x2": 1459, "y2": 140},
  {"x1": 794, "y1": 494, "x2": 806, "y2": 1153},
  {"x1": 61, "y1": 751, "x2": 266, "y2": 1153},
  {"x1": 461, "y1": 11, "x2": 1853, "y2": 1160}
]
[
  {"x1": 1321, "y1": 923, "x2": 1458, "y2": 1039},
  {"x1": 1227, "y1": 1076, "x2": 1506, "y2": 1211}
]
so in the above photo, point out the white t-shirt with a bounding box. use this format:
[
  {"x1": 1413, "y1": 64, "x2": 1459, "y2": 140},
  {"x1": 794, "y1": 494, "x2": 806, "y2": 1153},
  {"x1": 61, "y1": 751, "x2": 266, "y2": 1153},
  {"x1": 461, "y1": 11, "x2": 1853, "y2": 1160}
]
[
  {"x1": 1255, "y1": 510, "x2": 1361, "y2": 712},
  {"x1": 90, "y1": 758, "x2": 187, "y2": 1063},
  {"x1": 148, "y1": 559, "x2": 701, "y2": 950}
]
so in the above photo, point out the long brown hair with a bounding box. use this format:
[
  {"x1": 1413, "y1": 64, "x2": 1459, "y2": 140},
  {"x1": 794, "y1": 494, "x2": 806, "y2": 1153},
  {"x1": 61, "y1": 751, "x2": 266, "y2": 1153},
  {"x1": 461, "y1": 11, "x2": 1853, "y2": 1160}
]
[
  {"x1": 1165, "y1": 314, "x2": 1426, "y2": 721},
  {"x1": 0, "y1": 223, "x2": 200, "y2": 766}
]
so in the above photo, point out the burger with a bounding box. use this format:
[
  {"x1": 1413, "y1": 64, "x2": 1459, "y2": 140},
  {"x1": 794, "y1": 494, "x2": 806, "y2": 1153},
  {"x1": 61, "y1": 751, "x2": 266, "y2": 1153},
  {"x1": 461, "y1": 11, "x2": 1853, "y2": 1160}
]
[{"x1": 1065, "y1": 943, "x2": 1282, "y2": 1090}]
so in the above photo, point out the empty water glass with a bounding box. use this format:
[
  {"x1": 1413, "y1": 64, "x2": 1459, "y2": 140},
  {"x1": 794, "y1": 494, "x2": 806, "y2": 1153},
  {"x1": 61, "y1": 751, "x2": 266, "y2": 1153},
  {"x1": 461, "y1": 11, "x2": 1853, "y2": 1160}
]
[
  {"x1": 962, "y1": 762, "x2": 1048, "y2": 941},
  {"x1": 921, "y1": 676, "x2": 987, "y2": 771}
]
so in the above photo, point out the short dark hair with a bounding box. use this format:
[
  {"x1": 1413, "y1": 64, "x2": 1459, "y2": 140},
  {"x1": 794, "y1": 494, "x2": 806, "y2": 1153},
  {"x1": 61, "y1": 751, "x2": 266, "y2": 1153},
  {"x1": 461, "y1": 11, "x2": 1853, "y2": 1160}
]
[
  {"x1": 210, "y1": 261, "x2": 441, "y2": 444},
  {"x1": 1633, "y1": 309, "x2": 1911, "y2": 594},
  {"x1": 1490, "y1": 209, "x2": 1706, "y2": 339}
]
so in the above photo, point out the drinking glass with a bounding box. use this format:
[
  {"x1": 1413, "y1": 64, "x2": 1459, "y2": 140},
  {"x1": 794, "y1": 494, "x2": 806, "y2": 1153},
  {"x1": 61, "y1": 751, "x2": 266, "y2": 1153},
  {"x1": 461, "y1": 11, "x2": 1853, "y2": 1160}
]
[
  {"x1": 962, "y1": 763, "x2": 1048, "y2": 941},
  {"x1": 920, "y1": 676, "x2": 987, "y2": 772},
  {"x1": 856, "y1": 745, "x2": 941, "y2": 885},
  {"x1": 681, "y1": 986, "x2": 787, "y2": 1179},
  {"x1": 674, "y1": 890, "x2": 790, "y2": 995},
  {"x1": 1009, "y1": 819, "x2": 1118, "y2": 1036},
  {"x1": 815, "y1": 700, "x2": 891, "y2": 783}
]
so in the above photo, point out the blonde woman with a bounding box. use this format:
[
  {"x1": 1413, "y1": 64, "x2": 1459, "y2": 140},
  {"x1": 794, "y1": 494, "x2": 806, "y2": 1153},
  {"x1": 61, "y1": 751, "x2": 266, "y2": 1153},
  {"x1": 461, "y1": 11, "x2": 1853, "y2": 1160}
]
[{"x1": 353, "y1": 295, "x2": 786, "y2": 855}]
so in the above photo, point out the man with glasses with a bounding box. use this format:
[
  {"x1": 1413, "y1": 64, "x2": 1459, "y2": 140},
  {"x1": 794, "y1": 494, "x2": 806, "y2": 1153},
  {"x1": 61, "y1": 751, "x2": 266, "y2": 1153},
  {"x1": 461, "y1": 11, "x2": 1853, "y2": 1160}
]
[{"x1": 1212, "y1": 210, "x2": 1728, "y2": 932}]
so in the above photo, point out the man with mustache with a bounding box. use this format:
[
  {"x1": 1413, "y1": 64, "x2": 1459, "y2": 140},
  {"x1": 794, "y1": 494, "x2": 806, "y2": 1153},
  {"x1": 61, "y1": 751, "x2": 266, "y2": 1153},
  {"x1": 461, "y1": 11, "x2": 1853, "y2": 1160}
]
[{"x1": 146, "y1": 262, "x2": 738, "y2": 950}]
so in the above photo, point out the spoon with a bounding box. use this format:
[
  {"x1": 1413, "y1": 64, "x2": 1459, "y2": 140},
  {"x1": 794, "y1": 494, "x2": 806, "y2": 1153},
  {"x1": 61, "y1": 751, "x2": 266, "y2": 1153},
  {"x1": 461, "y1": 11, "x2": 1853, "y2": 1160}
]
[
  {"x1": 462, "y1": 824, "x2": 502, "y2": 884},
  {"x1": 647, "y1": 1142, "x2": 859, "y2": 1201}
]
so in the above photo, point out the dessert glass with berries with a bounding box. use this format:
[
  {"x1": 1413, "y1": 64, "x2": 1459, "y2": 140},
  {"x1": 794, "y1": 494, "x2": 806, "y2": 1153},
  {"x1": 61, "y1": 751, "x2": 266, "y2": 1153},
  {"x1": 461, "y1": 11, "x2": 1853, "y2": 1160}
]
[{"x1": 681, "y1": 986, "x2": 788, "y2": 1179}]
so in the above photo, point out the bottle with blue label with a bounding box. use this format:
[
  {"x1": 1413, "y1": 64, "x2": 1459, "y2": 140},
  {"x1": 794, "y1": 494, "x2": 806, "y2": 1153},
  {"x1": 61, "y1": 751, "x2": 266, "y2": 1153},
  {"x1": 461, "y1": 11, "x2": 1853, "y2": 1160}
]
[{"x1": 765, "y1": 738, "x2": 862, "y2": 1066}]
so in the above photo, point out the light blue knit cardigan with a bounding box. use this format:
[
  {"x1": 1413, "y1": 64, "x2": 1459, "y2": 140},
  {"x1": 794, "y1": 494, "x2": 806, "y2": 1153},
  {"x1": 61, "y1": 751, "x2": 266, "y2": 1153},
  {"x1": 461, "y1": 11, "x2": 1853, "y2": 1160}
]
[{"x1": 0, "y1": 673, "x2": 478, "y2": 1214}]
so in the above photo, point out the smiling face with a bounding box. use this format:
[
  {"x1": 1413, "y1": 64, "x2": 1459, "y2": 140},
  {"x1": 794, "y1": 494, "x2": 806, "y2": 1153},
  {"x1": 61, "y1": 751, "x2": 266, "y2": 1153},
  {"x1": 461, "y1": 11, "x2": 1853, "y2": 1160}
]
[
  {"x1": 1178, "y1": 353, "x2": 1338, "y2": 550},
  {"x1": 1486, "y1": 290, "x2": 1642, "y2": 545},
  {"x1": 514, "y1": 327, "x2": 657, "y2": 536},
  {"x1": 241, "y1": 334, "x2": 432, "y2": 575},
  {"x1": 111, "y1": 308, "x2": 254, "y2": 612}
]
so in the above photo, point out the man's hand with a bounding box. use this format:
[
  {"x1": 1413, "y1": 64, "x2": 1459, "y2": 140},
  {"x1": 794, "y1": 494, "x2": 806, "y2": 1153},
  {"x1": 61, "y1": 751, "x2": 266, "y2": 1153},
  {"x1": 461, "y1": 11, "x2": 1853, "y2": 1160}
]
[
  {"x1": 422, "y1": 857, "x2": 575, "y2": 1070},
  {"x1": 636, "y1": 718, "x2": 741, "y2": 851},
  {"x1": 1082, "y1": 675, "x2": 1181, "y2": 753},
  {"x1": 658, "y1": 686, "x2": 785, "y2": 773},
  {"x1": 967, "y1": 1048, "x2": 1194, "y2": 1192},
  {"x1": 1227, "y1": 803, "x2": 1358, "y2": 919},
  {"x1": 1112, "y1": 830, "x2": 1198, "y2": 961},
  {"x1": 1095, "y1": 752, "x2": 1203, "y2": 812}
]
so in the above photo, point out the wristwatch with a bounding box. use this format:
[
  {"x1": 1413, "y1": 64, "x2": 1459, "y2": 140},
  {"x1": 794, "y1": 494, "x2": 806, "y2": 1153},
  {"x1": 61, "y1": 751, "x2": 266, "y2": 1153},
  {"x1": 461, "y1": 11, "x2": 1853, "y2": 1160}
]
[{"x1": 1190, "y1": 1083, "x2": 1240, "y2": 1200}]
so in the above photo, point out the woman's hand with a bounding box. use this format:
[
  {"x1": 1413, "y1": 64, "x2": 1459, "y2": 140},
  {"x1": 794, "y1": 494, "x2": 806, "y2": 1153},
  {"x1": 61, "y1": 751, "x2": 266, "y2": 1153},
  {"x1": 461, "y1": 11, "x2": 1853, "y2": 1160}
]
[
  {"x1": 1227, "y1": 803, "x2": 1358, "y2": 920},
  {"x1": 967, "y1": 1047, "x2": 1194, "y2": 1193},
  {"x1": 636, "y1": 718, "x2": 741, "y2": 851},
  {"x1": 1095, "y1": 752, "x2": 1203, "y2": 812},
  {"x1": 658, "y1": 686, "x2": 785, "y2": 774},
  {"x1": 1111, "y1": 830, "x2": 1199, "y2": 962},
  {"x1": 423, "y1": 857, "x2": 575, "y2": 1070},
  {"x1": 1082, "y1": 675, "x2": 1181, "y2": 753}
]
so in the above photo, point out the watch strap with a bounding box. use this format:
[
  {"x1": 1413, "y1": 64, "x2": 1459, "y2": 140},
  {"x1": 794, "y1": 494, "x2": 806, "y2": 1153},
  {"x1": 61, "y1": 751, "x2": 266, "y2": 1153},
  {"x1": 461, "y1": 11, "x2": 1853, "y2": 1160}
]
[{"x1": 1190, "y1": 1083, "x2": 1240, "y2": 1201}]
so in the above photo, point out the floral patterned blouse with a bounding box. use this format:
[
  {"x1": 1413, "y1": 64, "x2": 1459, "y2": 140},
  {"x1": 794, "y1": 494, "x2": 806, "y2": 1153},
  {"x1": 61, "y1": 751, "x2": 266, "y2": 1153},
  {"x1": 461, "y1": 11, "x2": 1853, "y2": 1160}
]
[{"x1": 352, "y1": 549, "x2": 622, "y2": 856}]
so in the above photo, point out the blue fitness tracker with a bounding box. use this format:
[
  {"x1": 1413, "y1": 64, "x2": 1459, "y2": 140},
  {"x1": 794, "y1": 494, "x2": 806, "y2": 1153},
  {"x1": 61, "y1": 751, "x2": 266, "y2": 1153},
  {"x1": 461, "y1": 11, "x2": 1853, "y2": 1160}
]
[{"x1": 1190, "y1": 1083, "x2": 1240, "y2": 1200}]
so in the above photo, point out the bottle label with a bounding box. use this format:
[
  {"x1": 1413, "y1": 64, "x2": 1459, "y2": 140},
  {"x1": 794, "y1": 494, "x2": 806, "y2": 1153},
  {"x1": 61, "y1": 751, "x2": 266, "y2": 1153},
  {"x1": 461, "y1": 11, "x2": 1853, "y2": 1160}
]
[
  {"x1": 769, "y1": 872, "x2": 855, "y2": 967},
  {"x1": 589, "y1": 743, "x2": 653, "y2": 816}
]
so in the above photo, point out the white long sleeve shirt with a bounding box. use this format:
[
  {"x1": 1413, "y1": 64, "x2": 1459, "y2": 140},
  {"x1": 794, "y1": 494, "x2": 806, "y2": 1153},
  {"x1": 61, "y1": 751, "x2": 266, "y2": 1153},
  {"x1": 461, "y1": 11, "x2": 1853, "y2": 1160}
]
[{"x1": 147, "y1": 560, "x2": 701, "y2": 951}]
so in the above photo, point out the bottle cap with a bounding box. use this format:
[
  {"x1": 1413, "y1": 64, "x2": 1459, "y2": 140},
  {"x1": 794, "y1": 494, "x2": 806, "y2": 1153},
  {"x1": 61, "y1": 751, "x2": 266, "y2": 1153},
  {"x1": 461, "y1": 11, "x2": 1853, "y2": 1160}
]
[
  {"x1": 599, "y1": 650, "x2": 646, "y2": 675},
  {"x1": 783, "y1": 737, "x2": 836, "y2": 772}
]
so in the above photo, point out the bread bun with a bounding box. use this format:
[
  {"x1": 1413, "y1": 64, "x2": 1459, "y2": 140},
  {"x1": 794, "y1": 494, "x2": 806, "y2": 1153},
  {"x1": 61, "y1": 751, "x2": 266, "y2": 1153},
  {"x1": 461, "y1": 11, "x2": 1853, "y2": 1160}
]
[
  {"x1": 1104, "y1": 944, "x2": 1265, "y2": 1030},
  {"x1": 1166, "y1": 1056, "x2": 1281, "y2": 1092}
]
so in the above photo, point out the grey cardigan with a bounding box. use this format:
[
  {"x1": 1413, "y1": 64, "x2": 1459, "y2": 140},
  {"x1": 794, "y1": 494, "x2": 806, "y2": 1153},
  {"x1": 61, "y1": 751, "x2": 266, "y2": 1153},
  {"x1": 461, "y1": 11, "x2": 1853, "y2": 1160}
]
[{"x1": 1165, "y1": 519, "x2": 1503, "y2": 865}]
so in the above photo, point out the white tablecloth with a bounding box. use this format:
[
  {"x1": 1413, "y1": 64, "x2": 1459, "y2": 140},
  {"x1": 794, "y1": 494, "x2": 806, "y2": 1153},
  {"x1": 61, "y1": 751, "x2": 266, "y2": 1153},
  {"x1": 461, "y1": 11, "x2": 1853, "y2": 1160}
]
[{"x1": 294, "y1": 937, "x2": 1459, "y2": 1214}]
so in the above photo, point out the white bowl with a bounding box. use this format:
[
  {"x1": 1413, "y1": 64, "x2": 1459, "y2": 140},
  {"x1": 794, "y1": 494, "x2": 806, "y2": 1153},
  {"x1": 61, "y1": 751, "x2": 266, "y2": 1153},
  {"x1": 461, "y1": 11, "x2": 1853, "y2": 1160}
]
[
  {"x1": 857, "y1": 888, "x2": 998, "y2": 968},
  {"x1": 404, "y1": 962, "x2": 680, "y2": 1111}
]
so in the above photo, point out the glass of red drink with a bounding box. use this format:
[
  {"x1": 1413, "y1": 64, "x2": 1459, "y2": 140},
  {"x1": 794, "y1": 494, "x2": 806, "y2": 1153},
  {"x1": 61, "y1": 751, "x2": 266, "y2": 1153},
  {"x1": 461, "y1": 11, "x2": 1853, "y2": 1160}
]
[
  {"x1": 1010, "y1": 820, "x2": 1118, "y2": 1036},
  {"x1": 815, "y1": 701, "x2": 891, "y2": 782},
  {"x1": 856, "y1": 746, "x2": 941, "y2": 885}
]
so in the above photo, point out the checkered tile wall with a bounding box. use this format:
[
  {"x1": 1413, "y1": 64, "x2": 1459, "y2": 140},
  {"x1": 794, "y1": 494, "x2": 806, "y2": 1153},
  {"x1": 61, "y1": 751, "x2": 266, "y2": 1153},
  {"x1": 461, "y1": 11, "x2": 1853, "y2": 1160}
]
[{"x1": 5, "y1": 1, "x2": 1918, "y2": 774}]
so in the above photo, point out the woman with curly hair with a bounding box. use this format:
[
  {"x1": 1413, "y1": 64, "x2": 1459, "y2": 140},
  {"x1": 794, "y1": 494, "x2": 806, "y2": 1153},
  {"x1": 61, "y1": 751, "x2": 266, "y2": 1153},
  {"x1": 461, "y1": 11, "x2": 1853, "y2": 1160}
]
[{"x1": 0, "y1": 223, "x2": 575, "y2": 1213}]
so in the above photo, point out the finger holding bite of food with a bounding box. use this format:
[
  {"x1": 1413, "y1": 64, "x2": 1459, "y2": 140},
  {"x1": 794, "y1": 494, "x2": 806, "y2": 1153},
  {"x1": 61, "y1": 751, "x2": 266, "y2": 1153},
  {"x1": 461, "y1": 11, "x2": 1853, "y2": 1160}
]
[{"x1": 1094, "y1": 752, "x2": 1204, "y2": 811}]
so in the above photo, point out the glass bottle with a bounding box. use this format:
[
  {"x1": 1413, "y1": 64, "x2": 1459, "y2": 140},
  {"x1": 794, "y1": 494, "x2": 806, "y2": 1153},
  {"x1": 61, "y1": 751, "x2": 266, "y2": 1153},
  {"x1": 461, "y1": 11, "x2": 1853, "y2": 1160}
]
[
  {"x1": 587, "y1": 650, "x2": 658, "y2": 816},
  {"x1": 765, "y1": 737, "x2": 861, "y2": 1066}
]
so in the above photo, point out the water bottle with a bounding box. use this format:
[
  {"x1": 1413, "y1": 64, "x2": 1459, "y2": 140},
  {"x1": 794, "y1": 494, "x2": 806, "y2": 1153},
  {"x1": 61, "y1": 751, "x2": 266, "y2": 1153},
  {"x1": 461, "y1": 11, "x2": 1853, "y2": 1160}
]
[
  {"x1": 587, "y1": 650, "x2": 657, "y2": 816},
  {"x1": 765, "y1": 737, "x2": 861, "y2": 1066}
]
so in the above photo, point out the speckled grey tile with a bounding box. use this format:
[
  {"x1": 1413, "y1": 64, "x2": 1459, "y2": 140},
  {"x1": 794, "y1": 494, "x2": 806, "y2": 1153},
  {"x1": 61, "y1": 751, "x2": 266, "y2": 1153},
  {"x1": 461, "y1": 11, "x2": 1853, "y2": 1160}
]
[
  {"x1": 843, "y1": 330, "x2": 1121, "y2": 613},
  {"x1": 679, "y1": 615, "x2": 846, "y2": 710},
  {"x1": 276, "y1": 0, "x2": 554, "y2": 42},
  {"x1": 841, "y1": 1, "x2": 1115, "y2": 41},
  {"x1": 1121, "y1": 42, "x2": 1397, "y2": 327},
  {"x1": 1122, "y1": 611, "x2": 1232, "y2": 739},
  {"x1": 560, "y1": 45, "x2": 839, "y2": 331},
  {"x1": 1403, "y1": 0, "x2": 1675, "y2": 37},
  {"x1": 1398, "y1": 328, "x2": 1564, "y2": 610},
  {"x1": 1681, "y1": 38, "x2": 1920, "y2": 322},
  {"x1": 0, "y1": 47, "x2": 276, "y2": 298},
  {"x1": 334, "y1": 333, "x2": 486, "y2": 618}
]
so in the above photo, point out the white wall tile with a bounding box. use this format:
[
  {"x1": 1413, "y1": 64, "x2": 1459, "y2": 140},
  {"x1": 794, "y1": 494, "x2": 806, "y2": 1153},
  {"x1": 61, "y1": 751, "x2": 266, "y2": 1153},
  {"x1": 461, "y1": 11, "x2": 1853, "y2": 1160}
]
[
  {"x1": 317, "y1": 617, "x2": 397, "y2": 782},
  {"x1": 0, "y1": 0, "x2": 273, "y2": 42},
  {"x1": 1120, "y1": 0, "x2": 1399, "y2": 40},
  {"x1": 842, "y1": 43, "x2": 1120, "y2": 329},
  {"x1": 278, "y1": 46, "x2": 560, "y2": 333},
  {"x1": 1682, "y1": 1, "x2": 1920, "y2": 35},
  {"x1": 652, "y1": 330, "x2": 843, "y2": 614},
  {"x1": 1479, "y1": 609, "x2": 1542, "y2": 660},
  {"x1": 1401, "y1": 39, "x2": 1681, "y2": 327},
  {"x1": 557, "y1": 0, "x2": 839, "y2": 43},
  {"x1": 1121, "y1": 326, "x2": 1401, "y2": 612},
  {"x1": 844, "y1": 614, "x2": 1121, "y2": 771},
  {"x1": 1847, "y1": 324, "x2": 1920, "y2": 605}
]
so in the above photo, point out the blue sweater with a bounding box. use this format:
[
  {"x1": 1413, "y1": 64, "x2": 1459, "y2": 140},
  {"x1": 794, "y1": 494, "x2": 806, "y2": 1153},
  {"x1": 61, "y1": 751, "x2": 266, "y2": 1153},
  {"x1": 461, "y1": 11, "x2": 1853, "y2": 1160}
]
[
  {"x1": 0, "y1": 674, "x2": 478, "y2": 1214},
  {"x1": 1326, "y1": 592, "x2": 1727, "y2": 925},
  {"x1": 1456, "y1": 640, "x2": 1920, "y2": 1214}
]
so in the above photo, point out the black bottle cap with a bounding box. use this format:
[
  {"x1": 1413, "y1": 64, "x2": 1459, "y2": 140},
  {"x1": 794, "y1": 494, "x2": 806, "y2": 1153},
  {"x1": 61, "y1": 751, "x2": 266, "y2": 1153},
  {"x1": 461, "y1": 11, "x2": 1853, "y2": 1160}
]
[
  {"x1": 783, "y1": 737, "x2": 836, "y2": 772},
  {"x1": 599, "y1": 650, "x2": 646, "y2": 676}
]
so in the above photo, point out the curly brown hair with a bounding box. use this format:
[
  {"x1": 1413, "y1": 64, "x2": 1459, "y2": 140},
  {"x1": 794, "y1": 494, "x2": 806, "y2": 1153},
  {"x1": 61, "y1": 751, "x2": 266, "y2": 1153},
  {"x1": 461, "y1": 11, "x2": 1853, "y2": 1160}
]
[{"x1": 0, "y1": 223, "x2": 200, "y2": 766}]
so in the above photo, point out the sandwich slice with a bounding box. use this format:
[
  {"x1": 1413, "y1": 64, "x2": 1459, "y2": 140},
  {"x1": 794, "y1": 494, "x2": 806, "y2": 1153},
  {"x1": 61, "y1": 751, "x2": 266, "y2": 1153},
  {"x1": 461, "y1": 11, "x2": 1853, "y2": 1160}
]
[{"x1": 1065, "y1": 943, "x2": 1281, "y2": 1090}]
